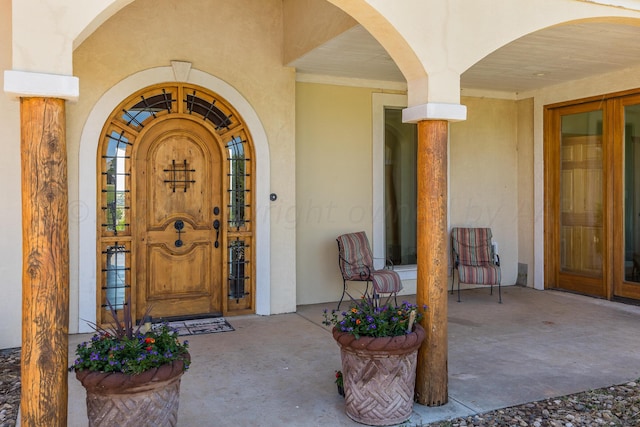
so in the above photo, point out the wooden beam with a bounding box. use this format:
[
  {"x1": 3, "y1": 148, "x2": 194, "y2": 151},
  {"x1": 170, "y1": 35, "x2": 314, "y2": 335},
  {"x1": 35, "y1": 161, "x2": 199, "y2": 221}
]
[
  {"x1": 20, "y1": 97, "x2": 69, "y2": 426},
  {"x1": 415, "y1": 119, "x2": 449, "y2": 406}
]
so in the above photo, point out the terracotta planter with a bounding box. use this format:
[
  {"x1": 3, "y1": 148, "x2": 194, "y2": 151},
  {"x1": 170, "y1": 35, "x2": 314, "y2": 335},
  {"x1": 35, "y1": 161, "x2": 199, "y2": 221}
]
[
  {"x1": 75, "y1": 357, "x2": 188, "y2": 427},
  {"x1": 333, "y1": 325, "x2": 426, "y2": 426}
]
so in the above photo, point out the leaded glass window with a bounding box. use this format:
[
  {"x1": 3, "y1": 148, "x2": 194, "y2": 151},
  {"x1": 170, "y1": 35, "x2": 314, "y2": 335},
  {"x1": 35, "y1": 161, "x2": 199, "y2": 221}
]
[
  {"x1": 228, "y1": 239, "x2": 249, "y2": 301},
  {"x1": 101, "y1": 243, "x2": 130, "y2": 310},
  {"x1": 102, "y1": 129, "x2": 131, "y2": 235},
  {"x1": 120, "y1": 89, "x2": 175, "y2": 129},
  {"x1": 227, "y1": 135, "x2": 250, "y2": 230}
]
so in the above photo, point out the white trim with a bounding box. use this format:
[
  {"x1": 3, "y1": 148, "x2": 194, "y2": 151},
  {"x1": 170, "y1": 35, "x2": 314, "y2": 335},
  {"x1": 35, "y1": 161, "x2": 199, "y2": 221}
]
[
  {"x1": 78, "y1": 67, "x2": 271, "y2": 332},
  {"x1": 372, "y1": 93, "x2": 417, "y2": 281},
  {"x1": 533, "y1": 99, "x2": 545, "y2": 291},
  {"x1": 402, "y1": 102, "x2": 467, "y2": 123},
  {"x1": 4, "y1": 70, "x2": 79, "y2": 101}
]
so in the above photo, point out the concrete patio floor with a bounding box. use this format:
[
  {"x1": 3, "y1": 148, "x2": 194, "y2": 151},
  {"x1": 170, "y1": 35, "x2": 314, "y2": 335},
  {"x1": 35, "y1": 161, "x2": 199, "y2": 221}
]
[{"x1": 64, "y1": 286, "x2": 640, "y2": 426}]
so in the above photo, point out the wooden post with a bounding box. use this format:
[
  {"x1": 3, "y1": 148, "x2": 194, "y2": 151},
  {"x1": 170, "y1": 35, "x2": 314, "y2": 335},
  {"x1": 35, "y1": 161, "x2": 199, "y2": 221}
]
[
  {"x1": 20, "y1": 97, "x2": 69, "y2": 426},
  {"x1": 415, "y1": 119, "x2": 449, "y2": 406}
]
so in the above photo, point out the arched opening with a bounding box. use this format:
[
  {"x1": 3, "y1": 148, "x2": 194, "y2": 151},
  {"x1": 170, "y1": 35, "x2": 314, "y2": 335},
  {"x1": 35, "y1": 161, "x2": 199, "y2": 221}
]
[{"x1": 78, "y1": 67, "x2": 272, "y2": 332}]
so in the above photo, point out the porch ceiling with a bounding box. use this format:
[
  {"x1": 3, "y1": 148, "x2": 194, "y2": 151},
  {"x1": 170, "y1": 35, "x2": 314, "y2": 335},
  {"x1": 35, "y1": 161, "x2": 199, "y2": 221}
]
[{"x1": 288, "y1": 22, "x2": 640, "y2": 94}]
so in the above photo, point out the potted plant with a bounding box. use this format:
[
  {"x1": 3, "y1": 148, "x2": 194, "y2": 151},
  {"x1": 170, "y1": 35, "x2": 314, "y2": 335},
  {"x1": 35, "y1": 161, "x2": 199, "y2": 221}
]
[
  {"x1": 323, "y1": 295, "x2": 426, "y2": 426},
  {"x1": 70, "y1": 300, "x2": 190, "y2": 427}
]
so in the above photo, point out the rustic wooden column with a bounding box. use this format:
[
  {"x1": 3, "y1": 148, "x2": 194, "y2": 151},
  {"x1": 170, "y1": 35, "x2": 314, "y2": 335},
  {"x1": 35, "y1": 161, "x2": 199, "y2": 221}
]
[
  {"x1": 415, "y1": 119, "x2": 449, "y2": 406},
  {"x1": 20, "y1": 97, "x2": 69, "y2": 426}
]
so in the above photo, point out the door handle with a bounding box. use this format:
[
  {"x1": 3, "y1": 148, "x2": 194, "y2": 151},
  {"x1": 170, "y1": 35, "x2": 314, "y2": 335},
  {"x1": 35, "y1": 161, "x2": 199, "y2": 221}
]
[
  {"x1": 174, "y1": 220, "x2": 184, "y2": 247},
  {"x1": 213, "y1": 219, "x2": 220, "y2": 248}
]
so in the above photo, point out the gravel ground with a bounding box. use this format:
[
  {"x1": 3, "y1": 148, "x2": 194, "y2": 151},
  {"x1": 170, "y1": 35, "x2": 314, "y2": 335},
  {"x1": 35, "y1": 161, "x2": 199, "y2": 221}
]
[
  {"x1": 1, "y1": 347, "x2": 638, "y2": 427},
  {"x1": 423, "y1": 381, "x2": 640, "y2": 427},
  {"x1": 0, "y1": 348, "x2": 19, "y2": 427}
]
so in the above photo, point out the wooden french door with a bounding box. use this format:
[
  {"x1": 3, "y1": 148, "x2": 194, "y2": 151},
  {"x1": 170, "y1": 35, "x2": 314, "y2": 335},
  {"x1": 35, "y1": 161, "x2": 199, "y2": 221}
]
[
  {"x1": 546, "y1": 89, "x2": 640, "y2": 302},
  {"x1": 545, "y1": 101, "x2": 608, "y2": 298},
  {"x1": 134, "y1": 117, "x2": 223, "y2": 319},
  {"x1": 613, "y1": 94, "x2": 640, "y2": 300}
]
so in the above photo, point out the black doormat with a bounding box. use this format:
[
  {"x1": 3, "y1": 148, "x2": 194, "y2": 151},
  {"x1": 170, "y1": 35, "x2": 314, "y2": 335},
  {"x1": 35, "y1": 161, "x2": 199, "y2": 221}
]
[{"x1": 156, "y1": 317, "x2": 235, "y2": 336}]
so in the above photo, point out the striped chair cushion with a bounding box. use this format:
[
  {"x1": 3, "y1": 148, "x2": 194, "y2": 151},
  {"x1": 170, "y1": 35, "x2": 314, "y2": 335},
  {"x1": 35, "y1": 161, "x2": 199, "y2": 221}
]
[
  {"x1": 372, "y1": 269, "x2": 403, "y2": 294},
  {"x1": 457, "y1": 264, "x2": 501, "y2": 285},
  {"x1": 337, "y1": 231, "x2": 374, "y2": 281},
  {"x1": 452, "y1": 227, "x2": 493, "y2": 266}
]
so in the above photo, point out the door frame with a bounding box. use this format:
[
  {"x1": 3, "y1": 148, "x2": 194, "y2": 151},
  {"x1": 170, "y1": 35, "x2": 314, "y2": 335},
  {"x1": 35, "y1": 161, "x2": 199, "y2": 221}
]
[
  {"x1": 97, "y1": 83, "x2": 255, "y2": 325},
  {"x1": 544, "y1": 87, "x2": 640, "y2": 302},
  {"x1": 77, "y1": 66, "x2": 271, "y2": 333}
]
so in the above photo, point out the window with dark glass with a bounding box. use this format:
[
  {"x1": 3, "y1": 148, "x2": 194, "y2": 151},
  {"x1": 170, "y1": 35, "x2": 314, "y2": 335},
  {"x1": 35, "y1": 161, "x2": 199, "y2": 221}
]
[{"x1": 384, "y1": 108, "x2": 417, "y2": 266}]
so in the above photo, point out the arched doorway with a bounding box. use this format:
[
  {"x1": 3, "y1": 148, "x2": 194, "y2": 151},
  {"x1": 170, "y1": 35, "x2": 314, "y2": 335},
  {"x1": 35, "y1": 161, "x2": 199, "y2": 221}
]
[{"x1": 96, "y1": 83, "x2": 256, "y2": 324}]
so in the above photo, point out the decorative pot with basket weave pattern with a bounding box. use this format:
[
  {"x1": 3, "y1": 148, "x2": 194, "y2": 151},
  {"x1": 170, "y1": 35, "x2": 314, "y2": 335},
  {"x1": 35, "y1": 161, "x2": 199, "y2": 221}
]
[
  {"x1": 332, "y1": 324, "x2": 426, "y2": 426},
  {"x1": 75, "y1": 357, "x2": 188, "y2": 427}
]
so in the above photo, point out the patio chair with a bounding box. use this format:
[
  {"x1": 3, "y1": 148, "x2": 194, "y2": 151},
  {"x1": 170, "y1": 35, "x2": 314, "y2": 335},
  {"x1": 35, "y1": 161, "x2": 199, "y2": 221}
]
[
  {"x1": 451, "y1": 227, "x2": 502, "y2": 303},
  {"x1": 336, "y1": 231, "x2": 403, "y2": 309}
]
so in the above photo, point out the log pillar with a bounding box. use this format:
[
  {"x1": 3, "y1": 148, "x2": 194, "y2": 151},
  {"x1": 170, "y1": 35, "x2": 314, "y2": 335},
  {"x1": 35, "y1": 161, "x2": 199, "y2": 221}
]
[
  {"x1": 20, "y1": 97, "x2": 69, "y2": 426},
  {"x1": 415, "y1": 119, "x2": 449, "y2": 406}
]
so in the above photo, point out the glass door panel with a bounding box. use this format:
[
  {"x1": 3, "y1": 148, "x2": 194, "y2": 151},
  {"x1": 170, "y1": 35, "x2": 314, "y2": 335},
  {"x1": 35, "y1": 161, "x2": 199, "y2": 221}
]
[
  {"x1": 623, "y1": 104, "x2": 640, "y2": 282},
  {"x1": 560, "y1": 110, "x2": 603, "y2": 277},
  {"x1": 618, "y1": 99, "x2": 640, "y2": 299}
]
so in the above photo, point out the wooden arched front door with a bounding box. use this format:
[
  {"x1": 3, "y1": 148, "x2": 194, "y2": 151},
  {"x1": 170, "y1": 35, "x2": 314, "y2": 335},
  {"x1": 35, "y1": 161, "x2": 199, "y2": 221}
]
[
  {"x1": 134, "y1": 117, "x2": 223, "y2": 319},
  {"x1": 97, "y1": 84, "x2": 255, "y2": 326}
]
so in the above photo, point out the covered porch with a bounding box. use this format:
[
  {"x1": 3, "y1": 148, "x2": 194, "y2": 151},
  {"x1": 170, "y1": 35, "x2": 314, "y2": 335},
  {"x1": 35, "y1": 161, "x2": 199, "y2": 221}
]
[
  {"x1": 62, "y1": 287, "x2": 640, "y2": 426},
  {"x1": 7, "y1": 1, "x2": 640, "y2": 424}
]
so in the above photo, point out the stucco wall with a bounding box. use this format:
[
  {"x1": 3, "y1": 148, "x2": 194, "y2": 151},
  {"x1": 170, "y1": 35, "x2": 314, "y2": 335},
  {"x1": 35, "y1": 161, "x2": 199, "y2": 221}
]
[
  {"x1": 295, "y1": 83, "x2": 375, "y2": 304},
  {"x1": 295, "y1": 83, "x2": 524, "y2": 304},
  {"x1": 67, "y1": 0, "x2": 296, "y2": 328},
  {"x1": 0, "y1": 0, "x2": 23, "y2": 349},
  {"x1": 450, "y1": 96, "x2": 520, "y2": 288}
]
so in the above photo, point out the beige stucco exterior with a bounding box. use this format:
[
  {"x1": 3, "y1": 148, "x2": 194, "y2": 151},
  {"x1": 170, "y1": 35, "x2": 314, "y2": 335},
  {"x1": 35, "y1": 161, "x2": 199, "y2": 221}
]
[
  {"x1": 449, "y1": 96, "x2": 520, "y2": 280},
  {"x1": 3, "y1": 0, "x2": 640, "y2": 348},
  {"x1": 295, "y1": 83, "x2": 376, "y2": 304},
  {"x1": 0, "y1": 0, "x2": 22, "y2": 347},
  {"x1": 295, "y1": 86, "x2": 528, "y2": 304}
]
